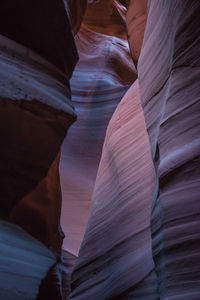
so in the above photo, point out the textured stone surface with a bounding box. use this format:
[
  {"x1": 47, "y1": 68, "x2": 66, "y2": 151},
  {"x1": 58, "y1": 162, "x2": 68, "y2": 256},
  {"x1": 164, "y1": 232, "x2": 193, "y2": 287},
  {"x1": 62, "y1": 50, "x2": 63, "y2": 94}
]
[
  {"x1": 70, "y1": 80, "x2": 158, "y2": 299},
  {"x1": 0, "y1": 36, "x2": 76, "y2": 251},
  {"x1": 60, "y1": 23, "x2": 136, "y2": 255},
  {"x1": 138, "y1": 0, "x2": 200, "y2": 298},
  {"x1": 126, "y1": 0, "x2": 147, "y2": 66},
  {"x1": 83, "y1": 0, "x2": 127, "y2": 39},
  {"x1": 0, "y1": 221, "x2": 57, "y2": 300},
  {"x1": 1, "y1": 0, "x2": 199, "y2": 299},
  {"x1": 0, "y1": 2, "x2": 81, "y2": 299}
]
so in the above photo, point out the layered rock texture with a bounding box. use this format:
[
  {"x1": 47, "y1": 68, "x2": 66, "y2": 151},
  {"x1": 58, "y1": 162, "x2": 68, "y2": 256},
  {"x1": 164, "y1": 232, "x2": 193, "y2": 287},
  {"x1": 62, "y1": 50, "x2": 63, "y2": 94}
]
[
  {"x1": 60, "y1": 22, "x2": 136, "y2": 255},
  {"x1": 138, "y1": 1, "x2": 200, "y2": 299},
  {"x1": 0, "y1": 1, "x2": 85, "y2": 299},
  {"x1": 0, "y1": 0, "x2": 200, "y2": 299},
  {"x1": 70, "y1": 80, "x2": 158, "y2": 299},
  {"x1": 70, "y1": 0, "x2": 200, "y2": 299}
]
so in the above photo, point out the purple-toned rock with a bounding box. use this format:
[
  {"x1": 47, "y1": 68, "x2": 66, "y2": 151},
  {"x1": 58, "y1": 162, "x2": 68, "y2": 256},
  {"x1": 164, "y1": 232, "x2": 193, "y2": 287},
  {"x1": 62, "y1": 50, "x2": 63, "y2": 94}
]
[
  {"x1": 69, "y1": 80, "x2": 158, "y2": 299},
  {"x1": 60, "y1": 23, "x2": 136, "y2": 255},
  {"x1": 138, "y1": 0, "x2": 200, "y2": 298},
  {"x1": 0, "y1": 1, "x2": 85, "y2": 299}
]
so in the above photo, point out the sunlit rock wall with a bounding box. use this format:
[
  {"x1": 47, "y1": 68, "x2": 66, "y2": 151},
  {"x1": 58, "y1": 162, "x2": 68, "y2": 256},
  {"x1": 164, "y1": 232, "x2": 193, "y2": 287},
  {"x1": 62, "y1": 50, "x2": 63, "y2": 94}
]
[{"x1": 138, "y1": 1, "x2": 200, "y2": 299}]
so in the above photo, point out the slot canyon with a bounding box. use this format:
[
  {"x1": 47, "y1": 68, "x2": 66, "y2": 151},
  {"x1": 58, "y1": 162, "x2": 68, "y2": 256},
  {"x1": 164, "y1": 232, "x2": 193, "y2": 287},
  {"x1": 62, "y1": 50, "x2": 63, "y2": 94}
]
[{"x1": 0, "y1": 1, "x2": 200, "y2": 299}]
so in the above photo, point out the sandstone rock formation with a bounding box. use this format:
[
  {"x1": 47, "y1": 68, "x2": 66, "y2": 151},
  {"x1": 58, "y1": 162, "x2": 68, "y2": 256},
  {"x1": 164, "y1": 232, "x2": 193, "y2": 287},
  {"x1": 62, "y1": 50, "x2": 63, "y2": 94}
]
[
  {"x1": 125, "y1": 0, "x2": 147, "y2": 66},
  {"x1": 70, "y1": 0, "x2": 200, "y2": 299},
  {"x1": 0, "y1": 1, "x2": 86, "y2": 299},
  {"x1": 69, "y1": 79, "x2": 158, "y2": 299},
  {"x1": 138, "y1": 1, "x2": 200, "y2": 298},
  {"x1": 83, "y1": 0, "x2": 127, "y2": 39},
  {"x1": 0, "y1": 221, "x2": 57, "y2": 300},
  {"x1": 0, "y1": 0, "x2": 200, "y2": 299},
  {"x1": 59, "y1": 2, "x2": 136, "y2": 295},
  {"x1": 60, "y1": 22, "x2": 136, "y2": 256}
]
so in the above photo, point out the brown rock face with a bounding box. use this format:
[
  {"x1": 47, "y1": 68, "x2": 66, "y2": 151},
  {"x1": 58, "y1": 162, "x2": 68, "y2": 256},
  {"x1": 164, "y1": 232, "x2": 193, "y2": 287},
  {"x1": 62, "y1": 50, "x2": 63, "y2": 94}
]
[
  {"x1": 126, "y1": 0, "x2": 148, "y2": 66},
  {"x1": 83, "y1": 0, "x2": 127, "y2": 39},
  {"x1": 9, "y1": 152, "x2": 64, "y2": 251}
]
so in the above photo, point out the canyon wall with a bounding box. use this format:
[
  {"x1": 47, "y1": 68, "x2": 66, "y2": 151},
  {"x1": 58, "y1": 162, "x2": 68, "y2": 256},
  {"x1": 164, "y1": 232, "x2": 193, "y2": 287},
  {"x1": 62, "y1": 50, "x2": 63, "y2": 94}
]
[
  {"x1": 0, "y1": 1, "x2": 86, "y2": 299},
  {"x1": 60, "y1": 2, "x2": 136, "y2": 295},
  {"x1": 70, "y1": 80, "x2": 158, "y2": 299},
  {"x1": 138, "y1": 1, "x2": 200, "y2": 299},
  {"x1": 0, "y1": 0, "x2": 199, "y2": 299},
  {"x1": 60, "y1": 23, "x2": 136, "y2": 256},
  {"x1": 70, "y1": 0, "x2": 200, "y2": 299}
]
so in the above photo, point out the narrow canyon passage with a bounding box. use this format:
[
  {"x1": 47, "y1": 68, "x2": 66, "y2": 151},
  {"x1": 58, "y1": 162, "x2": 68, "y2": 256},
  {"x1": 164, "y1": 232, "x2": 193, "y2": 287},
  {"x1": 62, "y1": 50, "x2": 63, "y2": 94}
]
[
  {"x1": 60, "y1": 22, "x2": 135, "y2": 256},
  {"x1": 0, "y1": 1, "x2": 200, "y2": 300}
]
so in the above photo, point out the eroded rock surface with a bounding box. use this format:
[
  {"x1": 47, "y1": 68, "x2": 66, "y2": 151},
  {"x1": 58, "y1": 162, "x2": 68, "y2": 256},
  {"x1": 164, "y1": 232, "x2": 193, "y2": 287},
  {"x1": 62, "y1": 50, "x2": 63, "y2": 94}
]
[
  {"x1": 70, "y1": 0, "x2": 200, "y2": 299},
  {"x1": 0, "y1": 1, "x2": 85, "y2": 299},
  {"x1": 60, "y1": 23, "x2": 136, "y2": 255},
  {"x1": 83, "y1": 0, "x2": 127, "y2": 39},
  {"x1": 69, "y1": 81, "x2": 158, "y2": 299},
  {"x1": 126, "y1": 0, "x2": 147, "y2": 66},
  {"x1": 1, "y1": 0, "x2": 199, "y2": 299},
  {"x1": 138, "y1": 0, "x2": 200, "y2": 298}
]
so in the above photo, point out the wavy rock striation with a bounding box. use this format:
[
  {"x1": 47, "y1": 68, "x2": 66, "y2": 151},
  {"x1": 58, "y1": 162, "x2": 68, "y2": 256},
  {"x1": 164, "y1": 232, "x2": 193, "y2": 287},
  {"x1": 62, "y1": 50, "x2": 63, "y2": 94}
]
[
  {"x1": 0, "y1": 221, "x2": 57, "y2": 300},
  {"x1": 60, "y1": 23, "x2": 136, "y2": 255},
  {"x1": 70, "y1": 80, "x2": 158, "y2": 299},
  {"x1": 70, "y1": 0, "x2": 200, "y2": 299},
  {"x1": 137, "y1": 0, "x2": 200, "y2": 299}
]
